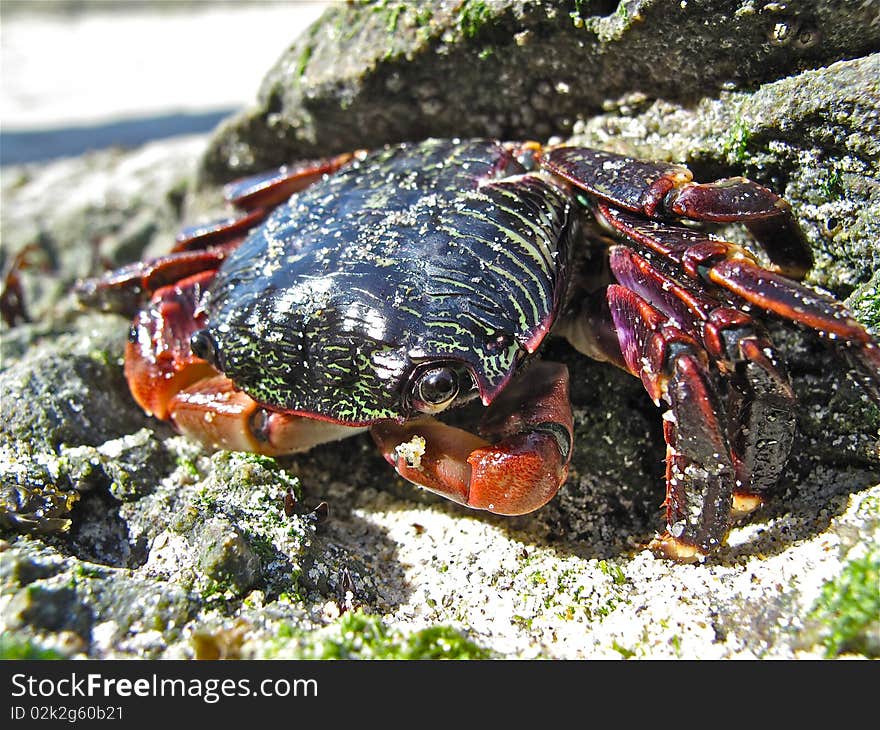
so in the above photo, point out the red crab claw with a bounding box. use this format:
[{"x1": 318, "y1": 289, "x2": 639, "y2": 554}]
[{"x1": 371, "y1": 361, "x2": 573, "y2": 515}]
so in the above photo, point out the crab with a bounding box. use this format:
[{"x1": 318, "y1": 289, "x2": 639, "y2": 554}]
[{"x1": 76, "y1": 138, "x2": 880, "y2": 561}]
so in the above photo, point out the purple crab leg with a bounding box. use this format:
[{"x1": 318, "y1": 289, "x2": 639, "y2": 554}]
[
  {"x1": 222, "y1": 152, "x2": 358, "y2": 212},
  {"x1": 608, "y1": 244, "x2": 798, "y2": 509},
  {"x1": 602, "y1": 205, "x2": 880, "y2": 404},
  {"x1": 172, "y1": 208, "x2": 268, "y2": 253},
  {"x1": 607, "y1": 284, "x2": 736, "y2": 560},
  {"x1": 171, "y1": 153, "x2": 356, "y2": 253},
  {"x1": 542, "y1": 146, "x2": 814, "y2": 278},
  {"x1": 75, "y1": 245, "x2": 234, "y2": 317}
]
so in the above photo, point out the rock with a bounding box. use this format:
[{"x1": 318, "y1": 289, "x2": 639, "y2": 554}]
[
  {"x1": 0, "y1": 544, "x2": 198, "y2": 658},
  {"x1": 0, "y1": 319, "x2": 142, "y2": 451},
  {"x1": 200, "y1": 0, "x2": 880, "y2": 182},
  {"x1": 190, "y1": 517, "x2": 262, "y2": 597}
]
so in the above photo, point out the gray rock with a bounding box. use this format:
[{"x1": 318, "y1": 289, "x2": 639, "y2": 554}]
[
  {"x1": 190, "y1": 517, "x2": 262, "y2": 597},
  {"x1": 200, "y1": 0, "x2": 880, "y2": 182},
  {"x1": 1, "y1": 544, "x2": 197, "y2": 658}
]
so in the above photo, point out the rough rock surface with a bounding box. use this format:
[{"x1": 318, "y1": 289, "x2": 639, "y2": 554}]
[
  {"x1": 201, "y1": 0, "x2": 880, "y2": 182},
  {"x1": 1, "y1": 1, "x2": 878, "y2": 660}
]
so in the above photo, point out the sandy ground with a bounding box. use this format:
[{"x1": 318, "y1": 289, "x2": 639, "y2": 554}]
[{"x1": 1, "y1": 2, "x2": 330, "y2": 130}]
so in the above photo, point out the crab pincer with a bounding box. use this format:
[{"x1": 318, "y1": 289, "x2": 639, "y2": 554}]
[{"x1": 372, "y1": 361, "x2": 573, "y2": 515}]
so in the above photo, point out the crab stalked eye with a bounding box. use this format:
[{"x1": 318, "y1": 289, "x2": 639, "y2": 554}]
[
  {"x1": 410, "y1": 366, "x2": 461, "y2": 414},
  {"x1": 190, "y1": 328, "x2": 220, "y2": 368}
]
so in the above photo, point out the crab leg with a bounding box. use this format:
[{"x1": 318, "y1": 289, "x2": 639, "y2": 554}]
[
  {"x1": 371, "y1": 361, "x2": 573, "y2": 515},
  {"x1": 607, "y1": 244, "x2": 798, "y2": 510},
  {"x1": 607, "y1": 285, "x2": 737, "y2": 560},
  {"x1": 75, "y1": 246, "x2": 234, "y2": 317},
  {"x1": 221, "y1": 153, "x2": 357, "y2": 211},
  {"x1": 542, "y1": 146, "x2": 814, "y2": 278},
  {"x1": 124, "y1": 271, "x2": 217, "y2": 419},
  {"x1": 601, "y1": 206, "x2": 880, "y2": 403}
]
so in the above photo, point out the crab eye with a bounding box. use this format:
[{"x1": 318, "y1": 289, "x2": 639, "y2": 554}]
[
  {"x1": 190, "y1": 328, "x2": 220, "y2": 368},
  {"x1": 411, "y1": 366, "x2": 460, "y2": 414}
]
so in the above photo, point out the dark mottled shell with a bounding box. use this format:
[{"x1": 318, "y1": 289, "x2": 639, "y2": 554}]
[{"x1": 204, "y1": 138, "x2": 575, "y2": 423}]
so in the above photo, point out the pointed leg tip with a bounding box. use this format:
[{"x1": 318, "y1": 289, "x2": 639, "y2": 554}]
[
  {"x1": 731, "y1": 492, "x2": 764, "y2": 520},
  {"x1": 649, "y1": 534, "x2": 708, "y2": 563}
]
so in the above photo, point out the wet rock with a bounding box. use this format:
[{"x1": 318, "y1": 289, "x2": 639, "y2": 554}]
[
  {"x1": 6, "y1": 583, "x2": 92, "y2": 635},
  {"x1": 155, "y1": 452, "x2": 320, "y2": 601},
  {"x1": 0, "y1": 319, "x2": 171, "y2": 535},
  {"x1": 0, "y1": 318, "x2": 146, "y2": 451},
  {"x1": 190, "y1": 517, "x2": 262, "y2": 597},
  {"x1": 0, "y1": 543, "x2": 198, "y2": 657}
]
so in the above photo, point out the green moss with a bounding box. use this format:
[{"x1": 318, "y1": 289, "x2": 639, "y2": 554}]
[
  {"x1": 267, "y1": 610, "x2": 491, "y2": 659},
  {"x1": 809, "y1": 549, "x2": 880, "y2": 657},
  {"x1": 385, "y1": 2, "x2": 403, "y2": 33},
  {"x1": 72, "y1": 563, "x2": 106, "y2": 580},
  {"x1": 598, "y1": 560, "x2": 626, "y2": 585},
  {"x1": 0, "y1": 635, "x2": 65, "y2": 660},
  {"x1": 296, "y1": 43, "x2": 313, "y2": 78},
  {"x1": 569, "y1": 0, "x2": 588, "y2": 26},
  {"x1": 848, "y1": 271, "x2": 880, "y2": 336},
  {"x1": 457, "y1": 0, "x2": 493, "y2": 40},
  {"x1": 87, "y1": 348, "x2": 114, "y2": 368},
  {"x1": 276, "y1": 621, "x2": 297, "y2": 639},
  {"x1": 403, "y1": 625, "x2": 492, "y2": 659},
  {"x1": 611, "y1": 640, "x2": 636, "y2": 658},
  {"x1": 413, "y1": 6, "x2": 433, "y2": 27},
  {"x1": 176, "y1": 454, "x2": 200, "y2": 479},
  {"x1": 820, "y1": 168, "x2": 845, "y2": 200},
  {"x1": 722, "y1": 117, "x2": 752, "y2": 163}
]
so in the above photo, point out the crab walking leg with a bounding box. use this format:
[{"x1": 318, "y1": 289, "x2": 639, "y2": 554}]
[
  {"x1": 600, "y1": 205, "x2": 880, "y2": 404},
  {"x1": 171, "y1": 153, "x2": 356, "y2": 253},
  {"x1": 606, "y1": 245, "x2": 798, "y2": 508},
  {"x1": 221, "y1": 153, "x2": 358, "y2": 212},
  {"x1": 707, "y1": 259, "x2": 880, "y2": 402},
  {"x1": 371, "y1": 362, "x2": 573, "y2": 515},
  {"x1": 171, "y1": 209, "x2": 268, "y2": 253},
  {"x1": 542, "y1": 146, "x2": 813, "y2": 278},
  {"x1": 75, "y1": 246, "x2": 235, "y2": 317},
  {"x1": 607, "y1": 285, "x2": 737, "y2": 560}
]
